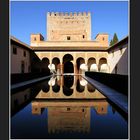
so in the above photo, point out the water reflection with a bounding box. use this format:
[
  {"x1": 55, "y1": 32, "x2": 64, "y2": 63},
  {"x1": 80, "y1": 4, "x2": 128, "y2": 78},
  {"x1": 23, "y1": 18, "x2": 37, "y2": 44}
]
[
  {"x1": 42, "y1": 80, "x2": 50, "y2": 93},
  {"x1": 11, "y1": 84, "x2": 41, "y2": 116},
  {"x1": 76, "y1": 79, "x2": 85, "y2": 92},
  {"x1": 11, "y1": 76, "x2": 128, "y2": 139},
  {"x1": 87, "y1": 83, "x2": 96, "y2": 92},
  {"x1": 32, "y1": 100, "x2": 108, "y2": 134},
  {"x1": 11, "y1": 76, "x2": 106, "y2": 116},
  {"x1": 35, "y1": 76, "x2": 106, "y2": 99},
  {"x1": 48, "y1": 77, "x2": 60, "y2": 93}
]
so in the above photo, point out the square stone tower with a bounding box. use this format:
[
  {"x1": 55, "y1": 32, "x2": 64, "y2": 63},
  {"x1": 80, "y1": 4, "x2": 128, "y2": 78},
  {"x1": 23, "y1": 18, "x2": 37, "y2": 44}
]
[{"x1": 47, "y1": 12, "x2": 91, "y2": 41}]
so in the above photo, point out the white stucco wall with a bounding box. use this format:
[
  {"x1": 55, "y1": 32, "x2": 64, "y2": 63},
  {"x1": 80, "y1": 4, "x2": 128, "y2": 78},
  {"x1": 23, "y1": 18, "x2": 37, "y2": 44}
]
[
  {"x1": 113, "y1": 47, "x2": 128, "y2": 75},
  {"x1": 108, "y1": 43, "x2": 128, "y2": 75}
]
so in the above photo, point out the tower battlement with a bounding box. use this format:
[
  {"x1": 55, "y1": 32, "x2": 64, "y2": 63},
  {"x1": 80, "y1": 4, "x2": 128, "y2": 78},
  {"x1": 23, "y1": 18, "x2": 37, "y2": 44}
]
[
  {"x1": 47, "y1": 12, "x2": 91, "y2": 41},
  {"x1": 47, "y1": 12, "x2": 90, "y2": 17}
]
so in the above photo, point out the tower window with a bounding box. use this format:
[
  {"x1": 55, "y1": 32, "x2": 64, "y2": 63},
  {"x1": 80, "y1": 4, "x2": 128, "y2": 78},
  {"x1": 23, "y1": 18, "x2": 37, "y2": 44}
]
[
  {"x1": 67, "y1": 108, "x2": 70, "y2": 111},
  {"x1": 34, "y1": 37, "x2": 36, "y2": 41},
  {"x1": 83, "y1": 35, "x2": 85, "y2": 39},
  {"x1": 103, "y1": 37, "x2": 105, "y2": 41},
  {"x1": 67, "y1": 36, "x2": 70, "y2": 40}
]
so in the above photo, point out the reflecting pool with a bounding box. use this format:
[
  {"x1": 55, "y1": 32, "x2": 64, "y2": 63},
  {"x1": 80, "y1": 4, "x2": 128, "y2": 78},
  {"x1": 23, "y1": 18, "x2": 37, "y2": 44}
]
[{"x1": 11, "y1": 75, "x2": 128, "y2": 139}]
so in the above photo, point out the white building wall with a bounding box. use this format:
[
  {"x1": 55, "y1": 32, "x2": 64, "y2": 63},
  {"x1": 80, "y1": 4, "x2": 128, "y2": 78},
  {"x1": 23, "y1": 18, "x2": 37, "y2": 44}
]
[
  {"x1": 108, "y1": 44, "x2": 128, "y2": 75},
  {"x1": 114, "y1": 47, "x2": 128, "y2": 75},
  {"x1": 11, "y1": 44, "x2": 31, "y2": 74}
]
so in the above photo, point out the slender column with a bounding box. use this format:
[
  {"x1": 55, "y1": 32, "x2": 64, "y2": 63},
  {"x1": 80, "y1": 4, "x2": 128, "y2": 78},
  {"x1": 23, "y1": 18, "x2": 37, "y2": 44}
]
[
  {"x1": 50, "y1": 52, "x2": 52, "y2": 65},
  {"x1": 61, "y1": 64, "x2": 64, "y2": 75},
  {"x1": 57, "y1": 64, "x2": 61, "y2": 75},
  {"x1": 59, "y1": 86, "x2": 63, "y2": 98},
  {"x1": 75, "y1": 65, "x2": 77, "y2": 74},
  {"x1": 84, "y1": 54, "x2": 88, "y2": 75},
  {"x1": 61, "y1": 74, "x2": 64, "y2": 86},
  {"x1": 74, "y1": 64, "x2": 77, "y2": 75},
  {"x1": 58, "y1": 63, "x2": 63, "y2": 75},
  {"x1": 73, "y1": 54, "x2": 77, "y2": 75},
  {"x1": 49, "y1": 86, "x2": 53, "y2": 97},
  {"x1": 84, "y1": 85, "x2": 88, "y2": 98},
  {"x1": 59, "y1": 58, "x2": 63, "y2": 75},
  {"x1": 85, "y1": 53, "x2": 88, "y2": 67},
  {"x1": 71, "y1": 74, "x2": 76, "y2": 88},
  {"x1": 96, "y1": 58, "x2": 99, "y2": 72}
]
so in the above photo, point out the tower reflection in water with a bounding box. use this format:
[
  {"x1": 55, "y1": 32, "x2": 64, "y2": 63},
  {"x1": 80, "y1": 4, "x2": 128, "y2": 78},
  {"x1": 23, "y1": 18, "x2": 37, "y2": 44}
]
[
  {"x1": 32, "y1": 100, "x2": 108, "y2": 134},
  {"x1": 30, "y1": 76, "x2": 108, "y2": 134}
]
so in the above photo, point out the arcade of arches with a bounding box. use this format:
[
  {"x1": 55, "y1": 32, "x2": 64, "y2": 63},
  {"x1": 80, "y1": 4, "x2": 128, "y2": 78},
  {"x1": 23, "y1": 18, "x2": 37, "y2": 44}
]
[{"x1": 36, "y1": 52, "x2": 109, "y2": 74}]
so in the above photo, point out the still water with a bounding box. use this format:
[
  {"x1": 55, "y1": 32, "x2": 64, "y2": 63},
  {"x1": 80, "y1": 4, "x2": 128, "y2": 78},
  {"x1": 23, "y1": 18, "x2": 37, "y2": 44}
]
[{"x1": 11, "y1": 75, "x2": 128, "y2": 139}]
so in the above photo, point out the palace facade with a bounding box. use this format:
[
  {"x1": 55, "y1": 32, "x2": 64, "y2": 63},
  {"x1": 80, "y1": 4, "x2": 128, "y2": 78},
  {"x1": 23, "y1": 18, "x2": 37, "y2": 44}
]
[{"x1": 11, "y1": 12, "x2": 128, "y2": 76}]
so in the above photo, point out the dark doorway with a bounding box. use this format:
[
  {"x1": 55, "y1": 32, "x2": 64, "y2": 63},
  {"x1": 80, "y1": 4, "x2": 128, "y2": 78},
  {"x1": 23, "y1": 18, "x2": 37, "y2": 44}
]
[
  {"x1": 76, "y1": 57, "x2": 85, "y2": 71},
  {"x1": 64, "y1": 75, "x2": 74, "y2": 88},
  {"x1": 42, "y1": 84, "x2": 50, "y2": 93},
  {"x1": 76, "y1": 79, "x2": 85, "y2": 92},
  {"x1": 87, "y1": 84, "x2": 95, "y2": 92},
  {"x1": 64, "y1": 61, "x2": 74, "y2": 73},
  {"x1": 21, "y1": 61, "x2": 25, "y2": 73},
  {"x1": 52, "y1": 79, "x2": 60, "y2": 93},
  {"x1": 115, "y1": 65, "x2": 118, "y2": 74},
  {"x1": 41, "y1": 58, "x2": 50, "y2": 73},
  {"x1": 63, "y1": 54, "x2": 74, "y2": 74},
  {"x1": 63, "y1": 76, "x2": 74, "y2": 96}
]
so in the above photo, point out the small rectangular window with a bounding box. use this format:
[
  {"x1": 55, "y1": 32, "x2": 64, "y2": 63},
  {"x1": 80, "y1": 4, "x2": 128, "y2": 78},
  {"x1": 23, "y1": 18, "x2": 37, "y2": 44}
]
[
  {"x1": 83, "y1": 35, "x2": 85, "y2": 39},
  {"x1": 23, "y1": 51, "x2": 26, "y2": 57},
  {"x1": 13, "y1": 47, "x2": 17, "y2": 54},
  {"x1": 67, "y1": 36, "x2": 70, "y2": 40},
  {"x1": 21, "y1": 61, "x2": 25, "y2": 73},
  {"x1": 67, "y1": 108, "x2": 70, "y2": 111}
]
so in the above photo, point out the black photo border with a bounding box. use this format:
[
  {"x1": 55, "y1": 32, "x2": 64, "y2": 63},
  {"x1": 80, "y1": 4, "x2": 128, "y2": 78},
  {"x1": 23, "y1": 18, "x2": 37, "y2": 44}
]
[
  {"x1": 130, "y1": 0, "x2": 140, "y2": 140},
  {"x1": 0, "y1": 0, "x2": 9, "y2": 139},
  {"x1": 0, "y1": 0, "x2": 140, "y2": 140}
]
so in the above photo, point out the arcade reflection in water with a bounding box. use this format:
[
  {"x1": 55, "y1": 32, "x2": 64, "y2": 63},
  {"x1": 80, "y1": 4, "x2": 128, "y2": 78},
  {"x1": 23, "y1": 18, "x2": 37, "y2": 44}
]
[
  {"x1": 11, "y1": 76, "x2": 106, "y2": 116},
  {"x1": 35, "y1": 75, "x2": 106, "y2": 99}
]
